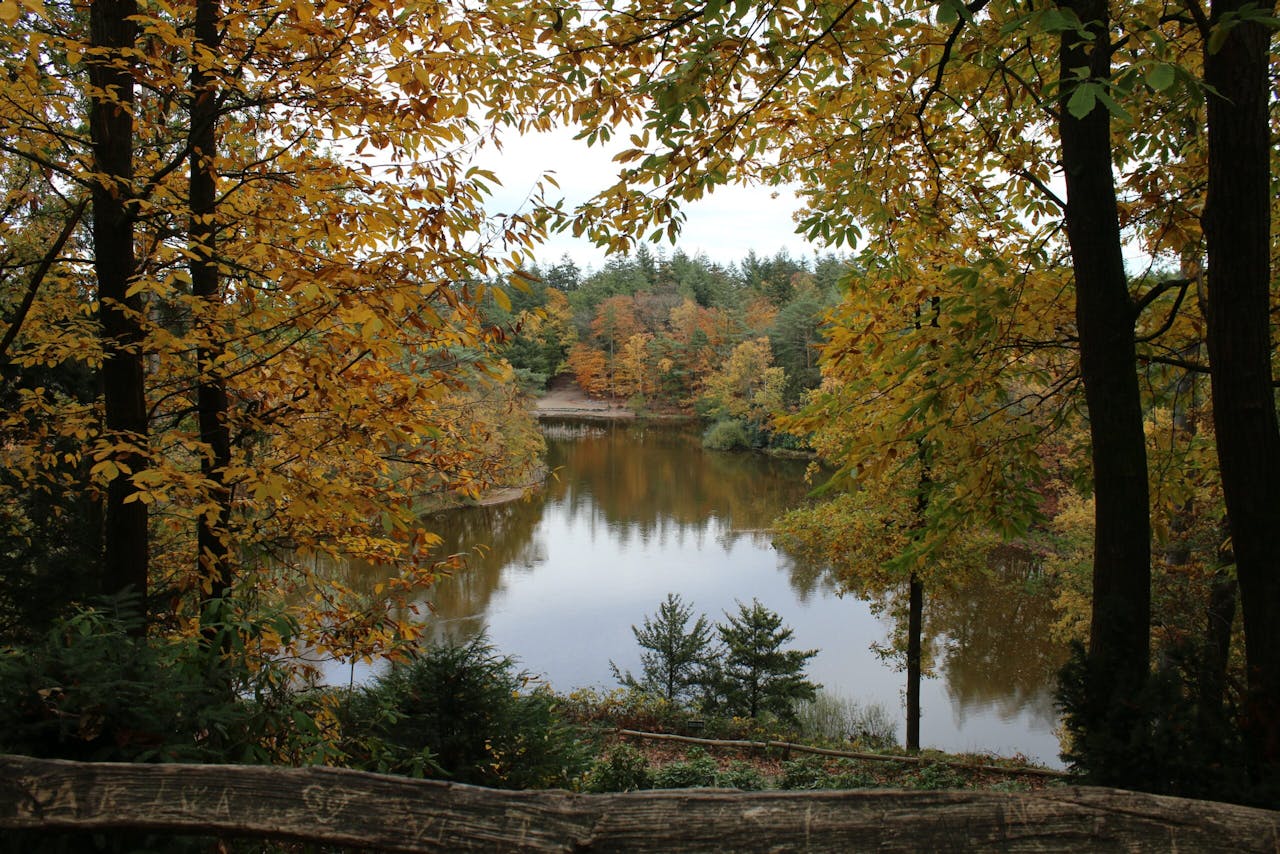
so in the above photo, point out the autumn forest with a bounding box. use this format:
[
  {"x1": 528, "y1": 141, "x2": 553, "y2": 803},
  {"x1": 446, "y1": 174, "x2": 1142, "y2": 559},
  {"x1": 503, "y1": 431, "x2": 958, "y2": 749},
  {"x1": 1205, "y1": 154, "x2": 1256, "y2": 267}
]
[{"x1": 1, "y1": 0, "x2": 1279, "y2": 834}]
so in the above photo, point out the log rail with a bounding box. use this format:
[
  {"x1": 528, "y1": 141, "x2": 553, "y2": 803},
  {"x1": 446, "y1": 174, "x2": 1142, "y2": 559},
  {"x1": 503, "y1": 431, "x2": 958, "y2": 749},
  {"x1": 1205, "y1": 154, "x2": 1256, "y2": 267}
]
[{"x1": 2, "y1": 754, "x2": 1277, "y2": 852}]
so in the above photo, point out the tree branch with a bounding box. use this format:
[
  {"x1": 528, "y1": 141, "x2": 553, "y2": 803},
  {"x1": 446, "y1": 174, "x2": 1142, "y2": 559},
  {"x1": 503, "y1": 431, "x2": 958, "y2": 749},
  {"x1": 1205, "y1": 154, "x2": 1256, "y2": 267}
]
[
  {"x1": 916, "y1": 0, "x2": 992, "y2": 120},
  {"x1": 0, "y1": 198, "x2": 89, "y2": 365}
]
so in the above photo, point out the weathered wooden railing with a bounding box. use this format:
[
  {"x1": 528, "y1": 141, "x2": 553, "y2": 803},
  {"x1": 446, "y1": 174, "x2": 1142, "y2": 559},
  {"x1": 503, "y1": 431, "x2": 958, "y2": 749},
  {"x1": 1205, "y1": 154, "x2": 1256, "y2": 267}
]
[{"x1": 3, "y1": 753, "x2": 1278, "y2": 852}]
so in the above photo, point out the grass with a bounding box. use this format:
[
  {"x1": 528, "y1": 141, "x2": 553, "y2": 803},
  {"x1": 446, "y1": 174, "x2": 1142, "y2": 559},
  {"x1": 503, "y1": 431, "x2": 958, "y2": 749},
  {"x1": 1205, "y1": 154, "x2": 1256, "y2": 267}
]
[{"x1": 582, "y1": 734, "x2": 1065, "y2": 794}]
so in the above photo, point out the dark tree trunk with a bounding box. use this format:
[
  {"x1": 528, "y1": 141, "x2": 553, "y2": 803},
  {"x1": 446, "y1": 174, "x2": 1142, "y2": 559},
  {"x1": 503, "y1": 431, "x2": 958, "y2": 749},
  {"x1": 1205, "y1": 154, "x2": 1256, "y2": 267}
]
[
  {"x1": 1056, "y1": 0, "x2": 1152, "y2": 765},
  {"x1": 190, "y1": 0, "x2": 233, "y2": 645},
  {"x1": 904, "y1": 297, "x2": 939, "y2": 753},
  {"x1": 1202, "y1": 0, "x2": 1280, "y2": 780},
  {"x1": 89, "y1": 0, "x2": 148, "y2": 614},
  {"x1": 906, "y1": 571, "x2": 923, "y2": 752},
  {"x1": 1199, "y1": 554, "x2": 1237, "y2": 738}
]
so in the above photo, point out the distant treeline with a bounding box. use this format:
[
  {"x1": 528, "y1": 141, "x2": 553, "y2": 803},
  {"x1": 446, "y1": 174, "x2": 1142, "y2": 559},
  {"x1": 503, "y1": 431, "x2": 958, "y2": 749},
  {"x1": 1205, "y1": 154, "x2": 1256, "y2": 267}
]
[{"x1": 484, "y1": 246, "x2": 856, "y2": 448}]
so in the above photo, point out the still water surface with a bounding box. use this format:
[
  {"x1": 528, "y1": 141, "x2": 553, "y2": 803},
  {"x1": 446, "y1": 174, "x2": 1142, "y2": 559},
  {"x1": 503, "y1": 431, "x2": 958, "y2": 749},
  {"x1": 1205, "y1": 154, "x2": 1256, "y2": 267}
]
[{"x1": 354, "y1": 418, "x2": 1066, "y2": 767}]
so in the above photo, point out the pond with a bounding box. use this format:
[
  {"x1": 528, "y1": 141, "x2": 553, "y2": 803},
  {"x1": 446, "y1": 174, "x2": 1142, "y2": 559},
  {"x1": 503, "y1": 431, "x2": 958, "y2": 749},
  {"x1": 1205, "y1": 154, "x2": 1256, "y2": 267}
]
[{"x1": 342, "y1": 418, "x2": 1067, "y2": 767}]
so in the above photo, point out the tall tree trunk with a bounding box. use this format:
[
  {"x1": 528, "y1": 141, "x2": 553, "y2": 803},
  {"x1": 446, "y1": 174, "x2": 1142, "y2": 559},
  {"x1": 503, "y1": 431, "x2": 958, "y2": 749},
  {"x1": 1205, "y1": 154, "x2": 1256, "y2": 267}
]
[
  {"x1": 1199, "y1": 550, "x2": 1237, "y2": 739},
  {"x1": 906, "y1": 571, "x2": 923, "y2": 752},
  {"x1": 90, "y1": 0, "x2": 148, "y2": 616},
  {"x1": 1202, "y1": 0, "x2": 1280, "y2": 781},
  {"x1": 904, "y1": 297, "x2": 938, "y2": 753},
  {"x1": 190, "y1": 0, "x2": 232, "y2": 646},
  {"x1": 1057, "y1": 0, "x2": 1152, "y2": 770}
]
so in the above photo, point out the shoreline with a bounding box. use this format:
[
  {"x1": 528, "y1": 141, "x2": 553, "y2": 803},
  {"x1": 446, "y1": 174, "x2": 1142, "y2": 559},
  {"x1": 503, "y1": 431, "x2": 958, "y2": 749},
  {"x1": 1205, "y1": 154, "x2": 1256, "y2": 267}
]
[{"x1": 532, "y1": 377, "x2": 696, "y2": 422}]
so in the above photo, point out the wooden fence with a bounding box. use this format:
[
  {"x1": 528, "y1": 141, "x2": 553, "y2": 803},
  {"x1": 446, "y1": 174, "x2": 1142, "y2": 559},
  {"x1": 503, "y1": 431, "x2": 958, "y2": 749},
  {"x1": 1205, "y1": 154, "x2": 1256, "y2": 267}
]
[{"x1": 2, "y1": 753, "x2": 1278, "y2": 852}]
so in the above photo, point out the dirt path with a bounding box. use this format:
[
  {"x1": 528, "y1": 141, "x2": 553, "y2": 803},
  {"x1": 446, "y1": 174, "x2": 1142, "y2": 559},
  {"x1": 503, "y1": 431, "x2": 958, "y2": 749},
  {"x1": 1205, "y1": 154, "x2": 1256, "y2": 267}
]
[{"x1": 534, "y1": 374, "x2": 635, "y2": 419}]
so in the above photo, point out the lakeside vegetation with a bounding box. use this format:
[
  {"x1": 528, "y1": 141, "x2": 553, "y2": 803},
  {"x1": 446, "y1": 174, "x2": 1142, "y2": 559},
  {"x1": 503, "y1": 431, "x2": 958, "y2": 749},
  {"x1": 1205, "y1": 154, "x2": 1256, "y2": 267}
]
[{"x1": 0, "y1": 605, "x2": 1053, "y2": 798}]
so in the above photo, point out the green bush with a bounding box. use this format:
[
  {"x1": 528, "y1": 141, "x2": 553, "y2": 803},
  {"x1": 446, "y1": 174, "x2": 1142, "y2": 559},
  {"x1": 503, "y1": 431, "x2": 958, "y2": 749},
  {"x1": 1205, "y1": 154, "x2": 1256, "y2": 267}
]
[
  {"x1": 512, "y1": 367, "x2": 550, "y2": 393},
  {"x1": 905, "y1": 761, "x2": 966, "y2": 790},
  {"x1": 778, "y1": 756, "x2": 873, "y2": 790},
  {"x1": 558, "y1": 686, "x2": 697, "y2": 734},
  {"x1": 778, "y1": 756, "x2": 825, "y2": 790},
  {"x1": 0, "y1": 604, "x2": 322, "y2": 765},
  {"x1": 701, "y1": 419, "x2": 751, "y2": 451},
  {"x1": 1056, "y1": 639, "x2": 1264, "y2": 804},
  {"x1": 651, "y1": 746, "x2": 720, "y2": 788},
  {"x1": 717, "y1": 760, "x2": 766, "y2": 790},
  {"x1": 583, "y1": 744, "x2": 653, "y2": 792},
  {"x1": 339, "y1": 635, "x2": 587, "y2": 788}
]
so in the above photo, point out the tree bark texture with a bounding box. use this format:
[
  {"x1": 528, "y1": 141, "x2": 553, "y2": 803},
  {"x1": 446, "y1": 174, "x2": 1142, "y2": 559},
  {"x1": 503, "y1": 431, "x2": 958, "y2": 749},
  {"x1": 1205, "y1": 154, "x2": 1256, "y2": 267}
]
[
  {"x1": 1057, "y1": 0, "x2": 1152, "y2": 741},
  {"x1": 906, "y1": 571, "x2": 923, "y2": 752},
  {"x1": 1, "y1": 755, "x2": 1277, "y2": 853},
  {"x1": 89, "y1": 0, "x2": 149, "y2": 609},
  {"x1": 189, "y1": 0, "x2": 233, "y2": 636},
  {"x1": 1202, "y1": 0, "x2": 1280, "y2": 776}
]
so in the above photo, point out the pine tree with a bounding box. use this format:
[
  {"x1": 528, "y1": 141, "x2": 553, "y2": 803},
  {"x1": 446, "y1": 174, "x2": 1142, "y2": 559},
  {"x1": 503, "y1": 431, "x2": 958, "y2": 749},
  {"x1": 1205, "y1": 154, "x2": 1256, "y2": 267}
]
[
  {"x1": 612, "y1": 593, "x2": 713, "y2": 704},
  {"x1": 710, "y1": 600, "x2": 818, "y2": 721}
]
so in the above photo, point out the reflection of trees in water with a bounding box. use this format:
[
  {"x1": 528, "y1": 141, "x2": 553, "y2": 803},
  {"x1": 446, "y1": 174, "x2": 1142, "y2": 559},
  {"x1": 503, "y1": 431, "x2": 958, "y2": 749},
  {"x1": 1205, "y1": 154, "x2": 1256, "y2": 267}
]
[
  {"x1": 777, "y1": 541, "x2": 1063, "y2": 729},
  {"x1": 543, "y1": 419, "x2": 812, "y2": 547},
  {"x1": 334, "y1": 419, "x2": 816, "y2": 641},
  {"x1": 423, "y1": 498, "x2": 547, "y2": 622},
  {"x1": 776, "y1": 548, "x2": 841, "y2": 602},
  {"x1": 928, "y1": 556, "x2": 1065, "y2": 728},
  {"x1": 418, "y1": 613, "x2": 487, "y2": 648},
  {"x1": 300, "y1": 497, "x2": 549, "y2": 642}
]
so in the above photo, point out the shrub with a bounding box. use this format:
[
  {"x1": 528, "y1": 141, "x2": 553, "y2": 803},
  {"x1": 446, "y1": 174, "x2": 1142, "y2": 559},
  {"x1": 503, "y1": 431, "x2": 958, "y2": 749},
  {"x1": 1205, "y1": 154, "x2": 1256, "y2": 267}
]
[
  {"x1": 1056, "y1": 639, "x2": 1259, "y2": 804},
  {"x1": 905, "y1": 761, "x2": 966, "y2": 790},
  {"x1": 701, "y1": 419, "x2": 751, "y2": 451},
  {"x1": 583, "y1": 744, "x2": 652, "y2": 792},
  {"x1": 717, "y1": 760, "x2": 766, "y2": 790},
  {"x1": 0, "y1": 604, "x2": 325, "y2": 766},
  {"x1": 339, "y1": 635, "x2": 586, "y2": 788},
  {"x1": 777, "y1": 756, "x2": 826, "y2": 790},
  {"x1": 558, "y1": 686, "x2": 696, "y2": 733},
  {"x1": 778, "y1": 756, "x2": 873, "y2": 790},
  {"x1": 512, "y1": 367, "x2": 550, "y2": 393},
  {"x1": 793, "y1": 690, "x2": 897, "y2": 750},
  {"x1": 651, "y1": 746, "x2": 720, "y2": 788}
]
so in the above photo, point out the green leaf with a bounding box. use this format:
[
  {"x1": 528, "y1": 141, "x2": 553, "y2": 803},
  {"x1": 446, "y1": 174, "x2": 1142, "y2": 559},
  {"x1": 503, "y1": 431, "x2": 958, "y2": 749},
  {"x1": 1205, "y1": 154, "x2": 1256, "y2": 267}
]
[
  {"x1": 1145, "y1": 63, "x2": 1175, "y2": 92},
  {"x1": 1037, "y1": 8, "x2": 1078, "y2": 33},
  {"x1": 1094, "y1": 89, "x2": 1132, "y2": 123},
  {"x1": 1207, "y1": 21, "x2": 1233, "y2": 54},
  {"x1": 998, "y1": 11, "x2": 1035, "y2": 35},
  {"x1": 1066, "y1": 82, "x2": 1097, "y2": 119}
]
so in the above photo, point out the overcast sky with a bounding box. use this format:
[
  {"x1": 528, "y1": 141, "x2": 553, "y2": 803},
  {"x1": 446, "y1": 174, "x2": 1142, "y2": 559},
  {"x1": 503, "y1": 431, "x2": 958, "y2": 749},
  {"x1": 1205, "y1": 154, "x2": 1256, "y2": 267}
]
[{"x1": 475, "y1": 126, "x2": 820, "y2": 272}]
